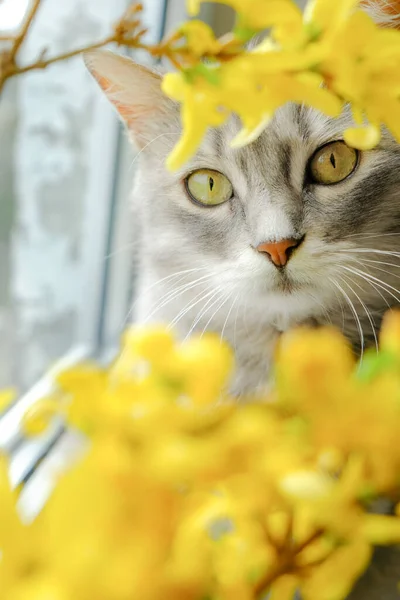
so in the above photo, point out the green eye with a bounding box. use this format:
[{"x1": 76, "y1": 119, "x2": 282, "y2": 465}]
[
  {"x1": 185, "y1": 169, "x2": 233, "y2": 207},
  {"x1": 309, "y1": 141, "x2": 358, "y2": 185}
]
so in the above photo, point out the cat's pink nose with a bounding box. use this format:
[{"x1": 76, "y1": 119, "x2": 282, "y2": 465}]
[{"x1": 257, "y1": 238, "x2": 302, "y2": 267}]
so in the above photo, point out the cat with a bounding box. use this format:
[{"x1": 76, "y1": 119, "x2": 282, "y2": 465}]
[
  {"x1": 84, "y1": 19, "x2": 400, "y2": 398},
  {"x1": 83, "y1": 4, "x2": 400, "y2": 597}
]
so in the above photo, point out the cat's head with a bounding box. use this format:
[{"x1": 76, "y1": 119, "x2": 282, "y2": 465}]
[{"x1": 84, "y1": 2, "x2": 400, "y2": 349}]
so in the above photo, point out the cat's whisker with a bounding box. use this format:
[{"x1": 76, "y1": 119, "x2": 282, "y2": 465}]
[
  {"x1": 355, "y1": 258, "x2": 400, "y2": 269},
  {"x1": 307, "y1": 292, "x2": 333, "y2": 325},
  {"x1": 359, "y1": 262, "x2": 400, "y2": 282},
  {"x1": 346, "y1": 258, "x2": 400, "y2": 281},
  {"x1": 335, "y1": 287, "x2": 346, "y2": 332},
  {"x1": 337, "y1": 272, "x2": 378, "y2": 352},
  {"x1": 134, "y1": 267, "x2": 210, "y2": 304},
  {"x1": 128, "y1": 132, "x2": 181, "y2": 172},
  {"x1": 342, "y1": 232, "x2": 400, "y2": 240},
  {"x1": 220, "y1": 293, "x2": 240, "y2": 345},
  {"x1": 329, "y1": 277, "x2": 365, "y2": 362},
  {"x1": 142, "y1": 273, "x2": 215, "y2": 325},
  {"x1": 200, "y1": 291, "x2": 233, "y2": 339},
  {"x1": 242, "y1": 295, "x2": 251, "y2": 337},
  {"x1": 327, "y1": 278, "x2": 346, "y2": 332},
  {"x1": 168, "y1": 284, "x2": 217, "y2": 331},
  {"x1": 184, "y1": 286, "x2": 227, "y2": 341},
  {"x1": 349, "y1": 266, "x2": 392, "y2": 307},
  {"x1": 337, "y1": 253, "x2": 400, "y2": 300},
  {"x1": 340, "y1": 265, "x2": 400, "y2": 303},
  {"x1": 124, "y1": 267, "x2": 211, "y2": 327},
  {"x1": 338, "y1": 248, "x2": 400, "y2": 258},
  {"x1": 233, "y1": 296, "x2": 241, "y2": 356}
]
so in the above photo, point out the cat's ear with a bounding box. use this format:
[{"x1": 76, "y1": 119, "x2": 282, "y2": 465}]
[
  {"x1": 361, "y1": 0, "x2": 400, "y2": 27},
  {"x1": 84, "y1": 50, "x2": 177, "y2": 149}
]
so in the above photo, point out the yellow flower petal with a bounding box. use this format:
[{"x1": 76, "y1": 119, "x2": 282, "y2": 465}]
[
  {"x1": 166, "y1": 112, "x2": 209, "y2": 171},
  {"x1": 344, "y1": 124, "x2": 381, "y2": 149},
  {"x1": 187, "y1": 0, "x2": 201, "y2": 15},
  {"x1": 361, "y1": 514, "x2": 400, "y2": 545},
  {"x1": 380, "y1": 309, "x2": 400, "y2": 354},
  {"x1": 301, "y1": 540, "x2": 372, "y2": 600},
  {"x1": 230, "y1": 115, "x2": 272, "y2": 148},
  {"x1": 216, "y1": 0, "x2": 303, "y2": 31},
  {"x1": 304, "y1": 0, "x2": 360, "y2": 32},
  {"x1": 280, "y1": 470, "x2": 333, "y2": 500},
  {"x1": 0, "y1": 389, "x2": 15, "y2": 413},
  {"x1": 179, "y1": 21, "x2": 221, "y2": 57},
  {"x1": 269, "y1": 575, "x2": 298, "y2": 600},
  {"x1": 22, "y1": 399, "x2": 61, "y2": 436}
]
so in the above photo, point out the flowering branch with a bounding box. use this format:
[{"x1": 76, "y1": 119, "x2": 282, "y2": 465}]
[{"x1": 0, "y1": 1, "x2": 172, "y2": 94}]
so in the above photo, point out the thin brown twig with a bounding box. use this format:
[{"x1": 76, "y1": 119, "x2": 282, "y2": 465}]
[
  {"x1": 0, "y1": 0, "x2": 245, "y2": 96},
  {"x1": 0, "y1": 1, "x2": 164, "y2": 95},
  {"x1": 12, "y1": 35, "x2": 117, "y2": 77},
  {"x1": 12, "y1": 36, "x2": 155, "y2": 77},
  {"x1": 253, "y1": 528, "x2": 324, "y2": 597},
  {"x1": 8, "y1": 0, "x2": 41, "y2": 63}
]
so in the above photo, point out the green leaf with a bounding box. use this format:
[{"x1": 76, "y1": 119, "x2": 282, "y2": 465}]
[
  {"x1": 356, "y1": 350, "x2": 398, "y2": 382},
  {"x1": 183, "y1": 64, "x2": 221, "y2": 86}
]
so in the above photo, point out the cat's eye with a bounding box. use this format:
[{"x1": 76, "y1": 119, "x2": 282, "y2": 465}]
[
  {"x1": 185, "y1": 169, "x2": 233, "y2": 207},
  {"x1": 309, "y1": 141, "x2": 358, "y2": 185}
]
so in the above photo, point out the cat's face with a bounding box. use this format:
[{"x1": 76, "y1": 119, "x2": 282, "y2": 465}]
[{"x1": 86, "y1": 51, "x2": 400, "y2": 350}]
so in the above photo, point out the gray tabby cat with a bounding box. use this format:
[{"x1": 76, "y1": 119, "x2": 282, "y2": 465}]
[
  {"x1": 85, "y1": 44, "x2": 400, "y2": 396},
  {"x1": 84, "y1": 4, "x2": 400, "y2": 597}
]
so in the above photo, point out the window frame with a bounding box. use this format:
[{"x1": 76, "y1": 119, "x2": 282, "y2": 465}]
[{"x1": 0, "y1": 0, "x2": 188, "y2": 514}]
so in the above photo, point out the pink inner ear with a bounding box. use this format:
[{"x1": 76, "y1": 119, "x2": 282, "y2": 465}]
[
  {"x1": 95, "y1": 73, "x2": 155, "y2": 129},
  {"x1": 95, "y1": 74, "x2": 134, "y2": 124}
]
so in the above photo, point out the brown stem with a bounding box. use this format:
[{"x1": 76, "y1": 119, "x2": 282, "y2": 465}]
[
  {"x1": 253, "y1": 529, "x2": 324, "y2": 597},
  {"x1": 295, "y1": 528, "x2": 323, "y2": 554},
  {"x1": 9, "y1": 0, "x2": 42, "y2": 63},
  {"x1": 11, "y1": 35, "x2": 117, "y2": 76},
  {"x1": 253, "y1": 560, "x2": 291, "y2": 597},
  {"x1": 0, "y1": 1, "x2": 169, "y2": 95},
  {"x1": 3, "y1": 34, "x2": 157, "y2": 79}
]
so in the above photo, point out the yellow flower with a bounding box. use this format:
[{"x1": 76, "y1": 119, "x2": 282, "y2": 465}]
[
  {"x1": 22, "y1": 398, "x2": 61, "y2": 436},
  {"x1": 0, "y1": 389, "x2": 14, "y2": 412},
  {"x1": 188, "y1": 0, "x2": 303, "y2": 31},
  {"x1": 300, "y1": 539, "x2": 372, "y2": 600},
  {"x1": 160, "y1": 0, "x2": 400, "y2": 169},
  {"x1": 3, "y1": 304, "x2": 400, "y2": 600},
  {"x1": 380, "y1": 309, "x2": 400, "y2": 354},
  {"x1": 304, "y1": 0, "x2": 360, "y2": 35},
  {"x1": 5, "y1": 577, "x2": 71, "y2": 600},
  {"x1": 0, "y1": 456, "x2": 23, "y2": 544},
  {"x1": 162, "y1": 72, "x2": 228, "y2": 170},
  {"x1": 344, "y1": 124, "x2": 381, "y2": 150},
  {"x1": 179, "y1": 21, "x2": 221, "y2": 57},
  {"x1": 187, "y1": 0, "x2": 201, "y2": 15},
  {"x1": 177, "y1": 334, "x2": 234, "y2": 406},
  {"x1": 360, "y1": 514, "x2": 400, "y2": 545},
  {"x1": 269, "y1": 575, "x2": 298, "y2": 600}
]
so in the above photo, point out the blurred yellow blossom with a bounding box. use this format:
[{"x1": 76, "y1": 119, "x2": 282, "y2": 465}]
[
  {"x1": 160, "y1": 0, "x2": 400, "y2": 169},
  {"x1": 1, "y1": 311, "x2": 400, "y2": 599}
]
